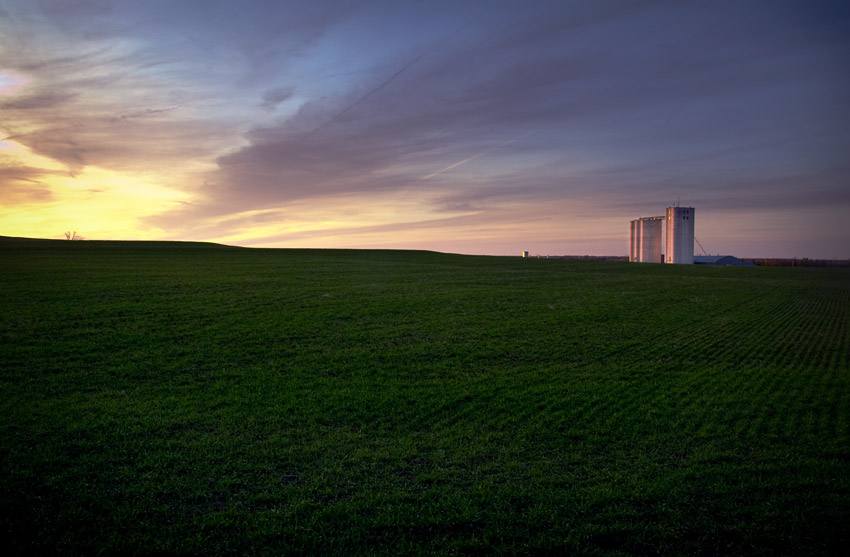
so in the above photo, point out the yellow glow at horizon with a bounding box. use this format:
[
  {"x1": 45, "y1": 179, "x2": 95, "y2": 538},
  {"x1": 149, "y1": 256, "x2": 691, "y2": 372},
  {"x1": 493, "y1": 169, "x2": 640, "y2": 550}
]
[
  {"x1": 1, "y1": 140, "x2": 193, "y2": 240},
  {"x1": 205, "y1": 195, "x2": 459, "y2": 247},
  {"x1": 233, "y1": 196, "x2": 628, "y2": 253}
]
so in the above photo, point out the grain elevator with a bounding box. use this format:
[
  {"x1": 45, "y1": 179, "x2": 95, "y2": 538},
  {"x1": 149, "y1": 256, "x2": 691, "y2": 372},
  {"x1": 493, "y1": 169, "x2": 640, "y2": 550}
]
[
  {"x1": 629, "y1": 206, "x2": 695, "y2": 264},
  {"x1": 664, "y1": 206, "x2": 695, "y2": 264}
]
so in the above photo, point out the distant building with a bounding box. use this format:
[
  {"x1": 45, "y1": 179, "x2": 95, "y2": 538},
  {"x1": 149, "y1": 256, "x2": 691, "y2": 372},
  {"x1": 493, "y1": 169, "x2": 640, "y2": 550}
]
[
  {"x1": 665, "y1": 206, "x2": 694, "y2": 264},
  {"x1": 694, "y1": 255, "x2": 755, "y2": 267},
  {"x1": 522, "y1": 251, "x2": 529, "y2": 258}
]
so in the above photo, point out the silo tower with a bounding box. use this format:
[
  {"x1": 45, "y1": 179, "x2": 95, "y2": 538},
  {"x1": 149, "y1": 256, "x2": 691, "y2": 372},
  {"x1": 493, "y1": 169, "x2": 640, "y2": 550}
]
[
  {"x1": 639, "y1": 217, "x2": 663, "y2": 263},
  {"x1": 665, "y1": 206, "x2": 695, "y2": 264},
  {"x1": 629, "y1": 217, "x2": 663, "y2": 263}
]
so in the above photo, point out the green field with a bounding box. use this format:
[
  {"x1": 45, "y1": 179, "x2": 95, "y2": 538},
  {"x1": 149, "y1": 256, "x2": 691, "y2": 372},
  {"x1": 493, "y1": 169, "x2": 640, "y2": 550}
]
[{"x1": 1, "y1": 237, "x2": 848, "y2": 555}]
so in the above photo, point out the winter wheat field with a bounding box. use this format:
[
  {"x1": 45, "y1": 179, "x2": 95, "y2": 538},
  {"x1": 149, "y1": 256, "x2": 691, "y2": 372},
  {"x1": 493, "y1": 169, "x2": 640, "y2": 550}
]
[{"x1": 1, "y1": 236, "x2": 848, "y2": 554}]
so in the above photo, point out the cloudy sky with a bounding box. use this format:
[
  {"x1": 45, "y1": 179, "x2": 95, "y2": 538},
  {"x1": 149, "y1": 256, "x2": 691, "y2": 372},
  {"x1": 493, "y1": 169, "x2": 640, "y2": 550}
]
[{"x1": 1, "y1": 0, "x2": 848, "y2": 257}]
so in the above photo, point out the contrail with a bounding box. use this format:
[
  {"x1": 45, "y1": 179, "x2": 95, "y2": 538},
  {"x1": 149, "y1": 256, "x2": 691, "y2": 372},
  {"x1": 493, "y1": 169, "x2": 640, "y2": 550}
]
[
  {"x1": 422, "y1": 152, "x2": 487, "y2": 180},
  {"x1": 300, "y1": 18, "x2": 476, "y2": 142},
  {"x1": 422, "y1": 130, "x2": 536, "y2": 180}
]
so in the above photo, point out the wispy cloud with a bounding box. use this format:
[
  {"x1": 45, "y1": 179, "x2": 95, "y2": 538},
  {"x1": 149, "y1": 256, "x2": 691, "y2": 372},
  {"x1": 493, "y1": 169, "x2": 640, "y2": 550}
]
[
  {"x1": 300, "y1": 17, "x2": 476, "y2": 143},
  {"x1": 0, "y1": 165, "x2": 55, "y2": 204},
  {"x1": 259, "y1": 87, "x2": 296, "y2": 112}
]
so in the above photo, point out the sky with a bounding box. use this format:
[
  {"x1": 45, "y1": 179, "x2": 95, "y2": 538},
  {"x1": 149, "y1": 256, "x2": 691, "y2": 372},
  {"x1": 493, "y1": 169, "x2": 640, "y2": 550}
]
[{"x1": 1, "y1": 0, "x2": 848, "y2": 258}]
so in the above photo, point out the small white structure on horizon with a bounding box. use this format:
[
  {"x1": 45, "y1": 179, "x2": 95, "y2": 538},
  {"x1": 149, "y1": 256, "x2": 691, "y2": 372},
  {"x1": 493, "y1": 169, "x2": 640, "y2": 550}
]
[{"x1": 522, "y1": 250, "x2": 530, "y2": 258}]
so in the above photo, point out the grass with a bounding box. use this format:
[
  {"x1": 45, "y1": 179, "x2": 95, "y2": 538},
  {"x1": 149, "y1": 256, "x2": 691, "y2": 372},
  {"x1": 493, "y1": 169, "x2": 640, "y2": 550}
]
[{"x1": 1, "y1": 236, "x2": 848, "y2": 554}]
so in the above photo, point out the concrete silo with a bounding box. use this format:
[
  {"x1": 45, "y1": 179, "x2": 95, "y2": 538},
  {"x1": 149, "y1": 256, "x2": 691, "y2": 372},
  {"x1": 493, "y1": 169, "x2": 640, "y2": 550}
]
[
  {"x1": 639, "y1": 217, "x2": 663, "y2": 263},
  {"x1": 665, "y1": 206, "x2": 695, "y2": 264},
  {"x1": 629, "y1": 217, "x2": 663, "y2": 263}
]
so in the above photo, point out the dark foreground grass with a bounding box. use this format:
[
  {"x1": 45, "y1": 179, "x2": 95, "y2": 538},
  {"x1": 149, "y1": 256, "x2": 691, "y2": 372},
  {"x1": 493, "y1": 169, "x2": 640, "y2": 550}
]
[{"x1": 1, "y1": 237, "x2": 848, "y2": 555}]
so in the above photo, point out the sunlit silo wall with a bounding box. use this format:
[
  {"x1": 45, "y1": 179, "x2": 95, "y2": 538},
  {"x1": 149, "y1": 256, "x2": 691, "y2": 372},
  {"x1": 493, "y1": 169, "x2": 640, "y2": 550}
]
[
  {"x1": 629, "y1": 217, "x2": 663, "y2": 263},
  {"x1": 665, "y1": 206, "x2": 695, "y2": 264},
  {"x1": 639, "y1": 218, "x2": 662, "y2": 263},
  {"x1": 629, "y1": 220, "x2": 638, "y2": 262}
]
